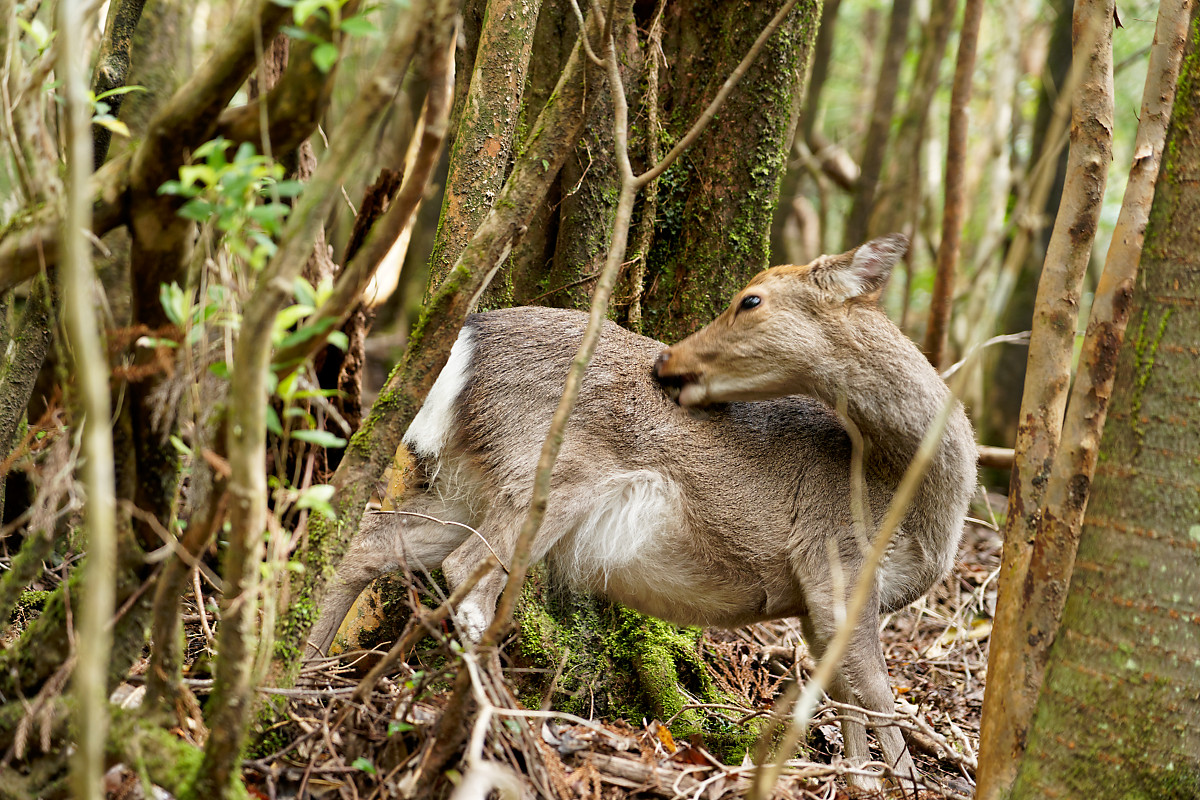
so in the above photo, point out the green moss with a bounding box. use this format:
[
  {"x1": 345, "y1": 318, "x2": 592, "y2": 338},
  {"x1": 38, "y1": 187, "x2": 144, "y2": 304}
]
[
  {"x1": 106, "y1": 709, "x2": 245, "y2": 800},
  {"x1": 1129, "y1": 308, "x2": 1173, "y2": 441},
  {"x1": 511, "y1": 570, "x2": 762, "y2": 762},
  {"x1": 13, "y1": 589, "x2": 50, "y2": 615}
]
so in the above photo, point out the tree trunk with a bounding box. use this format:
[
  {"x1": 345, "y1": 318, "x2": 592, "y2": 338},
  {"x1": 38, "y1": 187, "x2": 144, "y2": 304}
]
[
  {"x1": 1009, "y1": 10, "x2": 1200, "y2": 794},
  {"x1": 842, "y1": 0, "x2": 912, "y2": 249},
  {"x1": 983, "y1": 0, "x2": 1072, "y2": 450},
  {"x1": 640, "y1": 0, "x2": 818, "y2": 342},
  {"x1": 978, "y1": 0, "x2": 1115, "y2": 790}
]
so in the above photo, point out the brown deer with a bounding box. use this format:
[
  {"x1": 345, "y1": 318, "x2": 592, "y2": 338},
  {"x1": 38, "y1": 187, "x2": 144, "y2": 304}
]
[{"x1": 310, "y1": 233, "x2": 977, "y2": 786}]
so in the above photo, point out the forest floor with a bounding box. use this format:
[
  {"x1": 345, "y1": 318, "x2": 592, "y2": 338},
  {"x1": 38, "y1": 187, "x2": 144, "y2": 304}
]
[{"x1": 222, "y1": 492, "x2": 1003, "y2": 800}]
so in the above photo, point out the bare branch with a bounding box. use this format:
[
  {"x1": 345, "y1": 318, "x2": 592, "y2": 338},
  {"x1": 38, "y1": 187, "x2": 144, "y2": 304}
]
[{"x1": 59, "y1": 1, "x2": 116, "y2": 797}]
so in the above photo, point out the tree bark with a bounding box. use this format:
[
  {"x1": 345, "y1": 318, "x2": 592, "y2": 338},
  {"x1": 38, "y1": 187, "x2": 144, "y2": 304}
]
[
  {"x1": 983, "y1": 0, "x2": 1073, "y2": 449},
  {"x1": 923, "y1": 0, "x2": 982, "y2": 368},
  {"x1": 641, "y1": 0, "x2": 819, "y2": 341},
  {"x1": 977, "y1": 2, "x2": 1115, "y2": 796},
  {"x1": 426, "y1": 0, "x2": 542, "y2": 289},
  {"x1": 1009, "y1": 10, "x2": 1200, "y2": 794}
]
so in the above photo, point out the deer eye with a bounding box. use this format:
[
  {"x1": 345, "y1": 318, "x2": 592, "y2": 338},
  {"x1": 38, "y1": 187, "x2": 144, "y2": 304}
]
[{"x1": 739, "y1": 295, "x2": 762, "y2": 311}]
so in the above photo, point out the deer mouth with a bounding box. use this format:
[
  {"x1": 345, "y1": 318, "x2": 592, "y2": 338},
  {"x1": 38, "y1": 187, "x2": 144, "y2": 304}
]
[
  {"x1": 653, "y1": 369, "x2": 709, "y2": 407},
  {"x1": 653, "y1": 349, "x2": 717, "y2": 407}
]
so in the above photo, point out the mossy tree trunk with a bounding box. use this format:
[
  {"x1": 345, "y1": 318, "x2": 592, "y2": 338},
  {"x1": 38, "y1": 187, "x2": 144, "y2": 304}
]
[{"x1": 1008, "y1": 9, "x2": 1200, "y2": 795}]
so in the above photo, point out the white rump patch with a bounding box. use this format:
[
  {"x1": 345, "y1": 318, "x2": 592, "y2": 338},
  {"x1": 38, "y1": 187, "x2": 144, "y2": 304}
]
[
  {"x1": 403, "y1": 328, "x2": 475, "y2": 458},
  {"x1": 558, "y1": 470, "x2": 682, "y2": 589}
]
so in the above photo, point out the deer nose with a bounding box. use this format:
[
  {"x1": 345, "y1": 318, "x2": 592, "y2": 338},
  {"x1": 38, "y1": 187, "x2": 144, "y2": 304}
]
[{"x1": 653, "y1": 350, "x2": 671, "y2": 377}]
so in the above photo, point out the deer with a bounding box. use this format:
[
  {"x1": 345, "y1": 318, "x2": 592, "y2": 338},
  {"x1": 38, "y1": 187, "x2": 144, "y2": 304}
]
[{"x1": 309, "y1": 233, "x2": 978, "y2": 787}]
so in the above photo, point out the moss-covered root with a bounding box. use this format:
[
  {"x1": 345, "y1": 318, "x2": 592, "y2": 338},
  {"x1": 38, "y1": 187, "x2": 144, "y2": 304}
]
[
  {"x1": 513, "y1": 572, "x2": 761, "y2": 761},
  {"x1": 107, "y1": 709, "x2": 250, "y2": 800}
]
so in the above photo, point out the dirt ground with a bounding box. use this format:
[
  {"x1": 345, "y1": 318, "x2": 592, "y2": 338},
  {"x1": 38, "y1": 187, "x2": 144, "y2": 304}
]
[{"x1": 232, "y1": 492, "x2": 1003, "y2": 800}]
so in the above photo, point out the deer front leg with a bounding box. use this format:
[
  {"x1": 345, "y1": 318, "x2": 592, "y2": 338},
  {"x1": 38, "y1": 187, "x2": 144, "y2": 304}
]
[{"x1": 800, "y1": 588, "x2": 918, "y2": 791}]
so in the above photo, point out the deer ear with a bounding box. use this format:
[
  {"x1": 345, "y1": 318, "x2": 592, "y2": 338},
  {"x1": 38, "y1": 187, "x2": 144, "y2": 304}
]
[{"x1": 843, "y1": 233, "x2": 908, "y2": 300}]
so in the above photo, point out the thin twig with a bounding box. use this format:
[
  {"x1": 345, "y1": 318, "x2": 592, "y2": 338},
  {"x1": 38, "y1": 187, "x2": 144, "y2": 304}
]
[{"x1": 373, "y1": 510, "x2": 510, "y2": 572}]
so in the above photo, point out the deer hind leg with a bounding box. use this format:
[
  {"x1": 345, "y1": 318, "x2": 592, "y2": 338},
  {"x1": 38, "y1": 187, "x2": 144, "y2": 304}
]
[
  {"x1": 441, "y1": 486, "x2": 616, "y2": 642},
  {"x1": 307, "y1": 498, "x2": 475, "y2": 658}
]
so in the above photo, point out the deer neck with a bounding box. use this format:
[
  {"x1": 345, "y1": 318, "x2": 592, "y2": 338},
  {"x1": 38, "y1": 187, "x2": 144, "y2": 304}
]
[{"x1": 820, "y1": 324, "x2": 976, "y2": 543}]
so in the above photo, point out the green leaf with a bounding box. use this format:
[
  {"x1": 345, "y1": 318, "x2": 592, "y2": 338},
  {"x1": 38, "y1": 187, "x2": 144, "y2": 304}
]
[
  {"x1": 179, "y1": 164, "x2": 215, "y2": 188},
  {"x1": 18, "y1": 18, "x2": 52, "y2": 50},
  {"x1": 159, "y1": 282, "x2": 189, "y2": 327},
  {"x1": 277, "y1": 370, "x2": 301, "y2": 402},
  {"x1": 276, "y1": 316, "x2": 336, "y2": 350},
  {"x1": 92, "y1": 116, "x2": 130, "y2": 138},
  {"x1": 178, "y1": 199, "x2": 215, "y2": 223},
  {"x1": 209, "y1": 361, "x2": 231, "y2": 380},
  {"x1": 273, "y1": 304, "x2": 316, "y2": 336},
  {"x1": 310, "y1": 274, "x2": 333, "y2": 307},
  {"x1": 312, "y1": 42, "x2": 339, "y2": 74},
  {"x1": 296, "y1": 484, "x2": 337, "y2": 520},
  {"x1": 192, "y1": 137, "x2": 231, "y2": 162},
  {"x1": 292, "y1": 388, "x2": 340, "y2": 400},
  {"x1": 234, "y1": 141, "x2": 259, "y2": 165},
  {"x1": 351, "y1": 757, "x2": 376, "y2": 775},
  {"x1": 249, "y1": 203, "x2": 291, "y2": 224},
  {"x1": 291, "y1": 429, "x2": 348, "y2": 448},
  {"x1": 340, "y1": 15, "x2": 378, "y2": 36},
  {"x1": 169, "y1": 436, "x2": 193, "y2": 457},
  {"x1": 265, "y1": 405, "x2": 283, "y2": 437},
  {"x1": 387, "y1": 721, "x2": 414, "y2": 736},
  {"x1": 293, "y1": 276, "x2": 317, "y2": 307},
  {"x1": 327, "y1": 331, "x2": 349, "y2": 352},
  {"x1": 272, "y1": 179, "x2": 305, "y2": 197},
  {"x1": 94, "y1": 84, "x2": 147, "y2": 101}
]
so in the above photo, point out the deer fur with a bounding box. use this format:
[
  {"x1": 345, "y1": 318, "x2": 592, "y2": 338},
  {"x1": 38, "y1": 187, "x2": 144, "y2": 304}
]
[{"x1": 310, "y1": 233, "x2": 977, "y2": 787}]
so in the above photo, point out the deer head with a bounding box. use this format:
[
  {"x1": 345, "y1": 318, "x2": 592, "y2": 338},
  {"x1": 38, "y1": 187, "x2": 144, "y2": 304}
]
[{"x1": 653, "y1": 233, "x2": 909, "y2": 407}]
